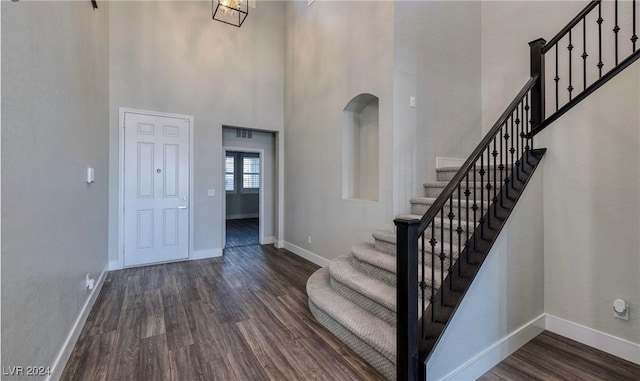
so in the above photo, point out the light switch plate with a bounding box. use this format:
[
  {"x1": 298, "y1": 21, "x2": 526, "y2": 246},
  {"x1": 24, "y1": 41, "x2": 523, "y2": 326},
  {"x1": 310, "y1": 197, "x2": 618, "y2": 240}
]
[{"x1": 207, "y1": 189, "x2": 216, "y2": 197}]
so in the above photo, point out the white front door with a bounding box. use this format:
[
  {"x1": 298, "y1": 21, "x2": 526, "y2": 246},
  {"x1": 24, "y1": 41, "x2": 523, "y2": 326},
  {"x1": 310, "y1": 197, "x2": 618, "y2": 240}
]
[{"x1": 123, "y1": 112, "x2": 190, "y2": 267}]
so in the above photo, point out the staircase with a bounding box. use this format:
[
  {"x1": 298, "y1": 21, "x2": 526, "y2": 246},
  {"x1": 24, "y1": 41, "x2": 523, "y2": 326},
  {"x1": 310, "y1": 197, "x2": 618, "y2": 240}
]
[
  {"x1": 306, "y1": 1, "x2": 639, "y2": 380},
  {"x1": 306, "y1": 167, "x2": 484, "y2": 380}
]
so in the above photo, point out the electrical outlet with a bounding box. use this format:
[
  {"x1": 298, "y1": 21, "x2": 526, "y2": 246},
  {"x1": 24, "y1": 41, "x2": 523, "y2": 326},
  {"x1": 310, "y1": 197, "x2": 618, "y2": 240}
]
[
  {"x1": 410, "y1": 96, "x2": 416, "y2": 108},
  {"x1": 307, "y1": 236, "x2": 312, "y2": 244},
  {"x1": 86, "y1": 273, "x2": 95, "y2": 290}
]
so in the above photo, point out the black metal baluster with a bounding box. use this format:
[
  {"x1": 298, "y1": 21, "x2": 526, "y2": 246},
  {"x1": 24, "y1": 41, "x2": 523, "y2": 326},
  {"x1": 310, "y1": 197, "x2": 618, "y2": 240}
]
[
  {"x1": 568, "y1": 29, "x2": 574, "y2": 101},
  {"x1": 598, "y1": 2, "x2": 604, "y2": 77},
  {"x1": 492, "y1": 137, "x2": 498, "y2": 217},
  {"x1": 440, "y1": 208, "x2": 445, "y2": 306},
  {"x1": 473, "y1": 164, "x2": 478, "y2": 250},
  {"x1": 421, "y1": 233, "x2": 425, "y2": 337},
  {"x1": 525, "y1": 94, "x2": 531, "y2": 164},
  {"x1": 515, "y1": 103, "x2": 521, "y2": 181},
  {"x1": 614, "y1": 0, "x2": 620, "y2": 65},
  {"x1": 429, "y1": 224, "x2": 436, "y2": 323},
  {"x1": 457, "y1": 184, "x2": 462, "y2": 277},
  {"x1": 500, "y1": 123, "x2": 505, "y2": 207},
  {"x1": 633, "y1": 0, "x2": 638, "y2": 52},
  {"x1": 486, "y1": 148, "x2": 492, "y2": 228},
  {"x1": 582, "y1": 17, "x2": 588, "y2": 91},
  {"x1": 479, "y1": 154, "x2": 485, "y2": 239},
  {"x1": 465, "y1": 175, "x2": 470, "y2": 263},
  {"x1": 520, "y1": 100, "x2": 526, "y2": 173},
  {"x1": 504, "y1": 120, "x2": 512, "y2": 200},
  {"x1": 555, "y1": 43, "x2": 560, "y2": 111},
  {"x1": 510, "y1": 112, "x2": 515, "y2": 193},
  {"x1": 448, "y1": 196, "x2": 454, "y2": 290}
]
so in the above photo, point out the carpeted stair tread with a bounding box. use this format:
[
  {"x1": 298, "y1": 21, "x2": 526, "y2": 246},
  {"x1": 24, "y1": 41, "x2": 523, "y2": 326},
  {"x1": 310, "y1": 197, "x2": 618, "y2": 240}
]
[
  {"x1": 306, "y1": 268, "x2": 396, "y2": 364},
  {"x1": 329, "y1": 256, "x2": 396, "y2": 312},
  {"x1": 437, "y1": 165, "x2": 513, "y2": 181},
  {"x1": 410, "y1": 197, "x2": 490, "y2": 207},
  {"x1": 424, "y1": 181, "x2": 485, "y2": 188},
  {"x1": 395, "y1": 214, "x2": 475, "y2": 231},
  {"x1": 352, "y1": 242, "x2": 396, "y2": 273},
  {"x1": 372, "y1": 229, "x2": 462, "y2": 255}
]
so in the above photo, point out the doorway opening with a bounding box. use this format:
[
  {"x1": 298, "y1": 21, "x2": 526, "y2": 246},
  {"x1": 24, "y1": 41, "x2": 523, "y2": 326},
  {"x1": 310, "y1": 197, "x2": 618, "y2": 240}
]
[
  {"x1": 224, "y1": 150, "x2": 260, "y2": 248},
  {"x1": 222, "y1": 126, "x2": 276, "y2": 250}
]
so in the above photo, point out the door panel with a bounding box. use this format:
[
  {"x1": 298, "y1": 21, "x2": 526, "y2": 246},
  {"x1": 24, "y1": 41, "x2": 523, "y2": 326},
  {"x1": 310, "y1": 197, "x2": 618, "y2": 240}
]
[{"x1": 124, "y1": 112, "x2": 190, "y2": 267}]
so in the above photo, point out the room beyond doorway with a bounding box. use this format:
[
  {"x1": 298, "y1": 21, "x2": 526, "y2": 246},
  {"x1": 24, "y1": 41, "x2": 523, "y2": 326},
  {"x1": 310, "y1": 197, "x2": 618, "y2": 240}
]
[
  {"x1": 222, "y1": 127, "x2": 277, "y2": 249},
  {"x1": 226, "y1": 218, "x2": 259, "y2": 248}
]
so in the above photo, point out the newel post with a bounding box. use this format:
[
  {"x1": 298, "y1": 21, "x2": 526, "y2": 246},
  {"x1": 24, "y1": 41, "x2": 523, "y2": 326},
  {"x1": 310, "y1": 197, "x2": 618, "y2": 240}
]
[
  {"x1": 529, "y1": 38, "x2": 547, "y2": 131},
  {"x1": 395, "y1": 217, "x2": 420, "y2": 381}
]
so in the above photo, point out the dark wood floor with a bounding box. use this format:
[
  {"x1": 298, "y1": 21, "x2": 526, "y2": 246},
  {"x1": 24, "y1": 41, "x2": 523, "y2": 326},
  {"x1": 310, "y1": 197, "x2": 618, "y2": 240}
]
[
  {"x1": 479, "y1": 330, "x2": 640, "y2": 380},
  {"x1": 60, "y1": 245, "x2": 385, "y2": 381},
  {"x1": 226, "y1": 218, "x2": 259, "y2": 248}
]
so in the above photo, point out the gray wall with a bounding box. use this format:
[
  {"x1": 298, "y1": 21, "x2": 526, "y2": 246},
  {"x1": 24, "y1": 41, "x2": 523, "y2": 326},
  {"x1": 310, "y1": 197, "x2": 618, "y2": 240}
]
[
  {"x1": 482, "y1": 0, "x2": 640, "y2": 348},
  {"x1": 108, "y1": 1, "x2": 285, "y2": 258},
  {"x1": 428, "y1": 167, "x2": 545, "y2": 379},
  {"x1": 284, "y1": 0, "x2": 395, "y2": 259},
  {"x1": 393, "y1": 1, "x2": 482, "y2": 214},
  {"x1": 1, "y1": 0, "x2": 109, "y2": 376},
  {"x1": 222, "y1": 128, "x2": 276, "y2": 241}
]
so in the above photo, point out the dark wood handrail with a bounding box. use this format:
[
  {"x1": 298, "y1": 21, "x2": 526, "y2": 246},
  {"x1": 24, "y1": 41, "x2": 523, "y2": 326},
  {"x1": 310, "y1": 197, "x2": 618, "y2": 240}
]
[
  {"x1": 541, "y1": 0, "x2": 601, "y2": 54},
  {"x1": 417, "y1": 75, "x2": 538, "y2": 233}
]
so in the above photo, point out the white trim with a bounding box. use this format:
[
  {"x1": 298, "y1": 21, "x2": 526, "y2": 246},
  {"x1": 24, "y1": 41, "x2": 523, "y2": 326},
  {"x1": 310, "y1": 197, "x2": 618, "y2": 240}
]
[
  {"x1": 191, "y1": 248, "x2": 223, "y2": 260},
  {"x1": 436, "y1": 156, "x2": 466, "y2": 169},
  {"x1": 275, "y1": 132, "x2": 285, "y2": 249},
  {"x1": 283, "y1": 241, "x2": 331, "y2": 267},
  {"x1": 118, "y1": 107, "x2": 194, "y2": 269},
  {"x1": 223, "y1": 146, "x2": 265, "y2": 249},
  {"x1": 436, "y1": 314, "x2": 545, "y2": 381},
  {"x1": 545, "y1": 314, "x2": 640, "y2": 365},
  {"x1": 226, "y1": 213, "x2": 259, "y2": 220},
  {"x1": 275, "y1": 240, "x2": 285, "y2": 249},
  {"x1": 46, "y1": 268, "x2": 108, "y2": 381},
  {"x1": 262, "y1": 236, "x2": 276, "y2": 245}
]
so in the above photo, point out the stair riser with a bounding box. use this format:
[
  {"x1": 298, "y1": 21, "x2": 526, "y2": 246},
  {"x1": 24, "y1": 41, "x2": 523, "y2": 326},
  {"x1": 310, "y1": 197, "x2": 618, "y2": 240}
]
[
  {"x1": 308, "y1": 301, "x2": 397, "y2": 381},
  {"x1": 352, "y1": 256, "x2": 396, "y2": 286},
  {"x1": 436, "y1": 166, "x2": 513, "y2": 182},
  {"x1": 411, "y1": 202, "x2": 493, "y2": 220},
  {"x1": 424, "y1": 185, "x2": 498, "y2": 198},
  {"x1": 330, "y1": 277, "x2": 396, "y2": 325}
]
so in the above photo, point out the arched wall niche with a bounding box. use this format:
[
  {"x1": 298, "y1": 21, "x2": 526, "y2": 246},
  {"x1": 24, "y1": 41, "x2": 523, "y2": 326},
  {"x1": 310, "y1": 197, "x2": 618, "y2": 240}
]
[{"x1": 342, "y1": 93, "x2": 379, "y2": 201}]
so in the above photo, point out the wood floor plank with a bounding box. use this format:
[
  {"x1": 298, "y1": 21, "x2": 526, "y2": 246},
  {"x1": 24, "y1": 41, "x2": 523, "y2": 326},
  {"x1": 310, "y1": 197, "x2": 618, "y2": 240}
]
[
  {"x1": 106, "y1": 306, "x2": 142, "y2": 381},
  {"x1": 141, "y1": 289, "x2": 166, "y2": 339},
  {"x1": 235, "y1": 318, "x2": 299, "y2": 380},
  {"x1": 168, "y1": 345, "x2": 205, "y2": 381},
  {"x1": 61, "y1": 244, "x2": 388, "y2": 380},
  {"x1": 480, "y1": 331, "x2": 640, "y2": 380},
  {"x1": 138, "y1": 333, "x2": 170, "y2": 381}
]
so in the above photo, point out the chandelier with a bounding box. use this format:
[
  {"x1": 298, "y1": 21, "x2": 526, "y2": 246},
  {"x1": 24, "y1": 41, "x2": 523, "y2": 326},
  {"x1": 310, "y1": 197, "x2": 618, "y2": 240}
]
[{"x1": 213, "y1": 0, "x2": 248, "y2": 27}]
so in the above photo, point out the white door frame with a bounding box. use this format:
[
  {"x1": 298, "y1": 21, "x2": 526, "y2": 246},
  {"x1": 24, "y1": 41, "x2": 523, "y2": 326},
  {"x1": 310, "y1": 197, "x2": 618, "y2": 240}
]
[
  {"x1": 222, "y1": 147, "x2": 265, "y2": 248},
  {"x1": 118, "y1": 107, "x2": 194, "y2": 269}
]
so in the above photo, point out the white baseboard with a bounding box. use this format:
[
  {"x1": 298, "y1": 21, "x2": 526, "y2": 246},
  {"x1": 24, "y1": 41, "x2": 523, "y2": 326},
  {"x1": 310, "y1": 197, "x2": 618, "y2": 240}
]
[
  {"x1": 226, "y1": 213, "x2": 259, "y2": 220},
  {"x1": 545, "y1": 314, "x2": 640, "y2": 365},
  {"x1": 436, "y1": 156, "x2": 466, "y2": 169},
  {"x1": 46, "y1": 267, "x2": 108, "y2": 381},
  {"x1": 108, "y1": 259, "x2": 120, "y2": 271},
  {"x1": 275, "y1": 240, "x2": 285, "y2": 249},
  {"x1": 438, "y1": 314, "x2": 545, "y2": 381},
  {"x1": 283, "y1": 241, "x2": 331, "y2": 267},
  {"x1": 191, "y1": 248, "x2": 223, "y2": 260},
  {"x1": 262, "y1": 236, "x2": 276, "y2": 245}
]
